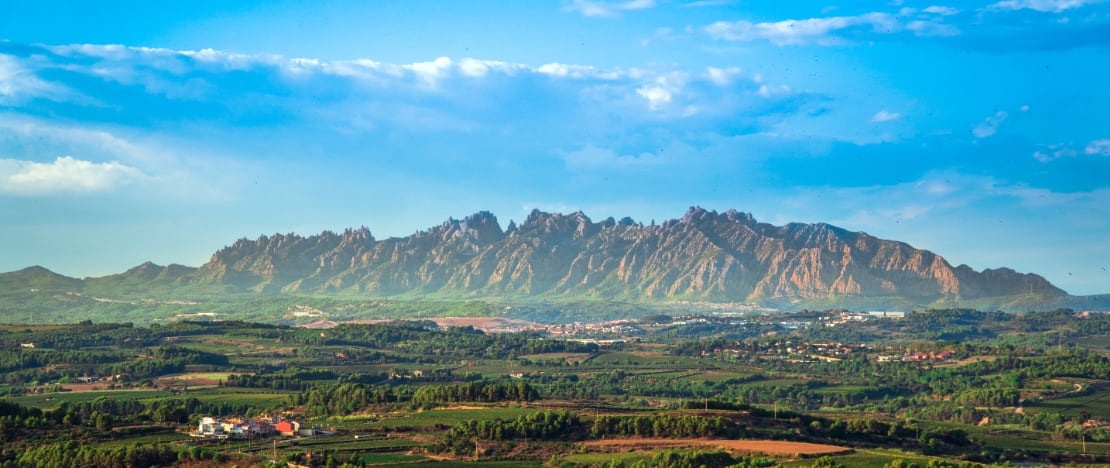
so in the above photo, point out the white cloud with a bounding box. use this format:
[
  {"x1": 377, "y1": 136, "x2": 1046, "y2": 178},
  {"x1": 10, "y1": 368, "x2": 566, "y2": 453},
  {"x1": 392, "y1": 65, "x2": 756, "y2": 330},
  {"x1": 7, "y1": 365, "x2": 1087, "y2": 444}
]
[
  {"x1": 704, "y1": 12, "x2": 900, "y2": 46},
  {"x1": 922, "y1": 5, "x2": 960, "y2": 15},
  {"x1": 1086, "y1": 139, "x2": 1110, "y2": 155},
  {"x1": 0, "y1": 54, "x2": 72, "y2": 103},
  {"x1": 705, "y1": 66, "x2": 742, "y2": 86},
  {"x1": 871, "y1": 110, "x2": 903, "y2": 122},
  {"x1": 405, "y1": 57, "x2": 454, "y2": 87},
  {"x1": 972, "y1": 111, "x2": 1008, "y2": 138},
  {"x1": 757, "y1": 84, "x2": 792, "y2": 97},
  {"x1": 536, "y1": 62, "x2": 601, "y2": 78},
  {"x1": 1033, "y1": 145, "x2": 1077, "y2": 162},
  {"x1": 565, "y1": 0, "x2": 656, "y2": 17},
  {"x1": 636, "y1": 86, "x2": 673, "y2": 109},
  {"x1": 0, "y1": 113, "x2": 172, "y2": 167},
  {"x1": 457, "y1": 59, "x2": 490, "y2": 78},
  {"x1": 987, "y1": 0, "x2": 1097, "y2": 12},
  {"x1": 1029, "y1": 140, "x2": 1110, "y2": 162},
  {"x1": 0, "y1": 114, "x2": 241, "y2": 201},
  {"x1": 906, "y1": 19, "x2": 960, "y2": 36},
  {"x1": 0, "y1": 156, "x2": 144, "y2": 195}
]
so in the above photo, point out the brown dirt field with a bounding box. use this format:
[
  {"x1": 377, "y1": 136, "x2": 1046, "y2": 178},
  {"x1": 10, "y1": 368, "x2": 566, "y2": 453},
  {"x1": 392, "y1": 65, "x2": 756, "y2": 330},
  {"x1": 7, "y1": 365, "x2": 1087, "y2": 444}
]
[
  {"x1": 580, "y1": 438, "x2": 849, "y2": 456},
  {"x1": 61, "y1": 383, "x2": 112, "y2": 392},
  {"x1": 429, "y1": 317, "x2": 535, "y2": 331}
]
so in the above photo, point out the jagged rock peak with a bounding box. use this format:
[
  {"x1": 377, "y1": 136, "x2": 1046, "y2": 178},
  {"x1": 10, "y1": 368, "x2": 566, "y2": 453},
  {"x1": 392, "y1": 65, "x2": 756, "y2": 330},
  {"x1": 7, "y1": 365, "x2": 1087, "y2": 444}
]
[
  {"x1": 341, "y1": 226, "x2": 373, "y2": 242},
  {"x1": 522, "y1": 209, "x2": 589, "y2": 228},
  {"x1": 434, "y1": 211, "x2": 504, "y2": 245},
  {"x1": 676, "y1": 206, "x2": 756, "y2": 227},
  {"x1": 722, "y1": 208, "x2": 756, "y2": 225},
  {"x1": 679, "y1": 206, "x2": 713, "y2": 224},
  {"x1": 520, "y1": 209, "x2": 598, "y2": 238},
  {"x1": 175, "y1": 207, "x2": 1069, "y2": 304}
]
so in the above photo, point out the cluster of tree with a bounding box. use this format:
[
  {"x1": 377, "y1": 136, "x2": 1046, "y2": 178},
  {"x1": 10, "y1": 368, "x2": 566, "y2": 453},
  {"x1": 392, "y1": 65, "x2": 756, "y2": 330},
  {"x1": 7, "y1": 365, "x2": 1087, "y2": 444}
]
[
  {"x1": 410, "y1": 381, "x2": 538, "y2": 409},
  {"x1": 0, "y1": 349, "x2": 126, "y2": 373},
  {"x1": 952, "y1": 386, "x2": 1020, "y2": 407},
  {"x1": 279, "y1": 322, "x2": 598, "y2": 359},
  {"x1": 226, "y1": 373, "x2": 312, "y2": 391},
  {"x1": 0, "y1": 344, "x2": 231, "y2": 385},
  {"x1": 590, "y1": 414, "x2": 733, "y2": 439},
  {"x1": 441, "y1": 410, "x2": 579, "y2": 454},
  {"x1": 0, "y1": 395, "x2": 266, "y2": 441},
  {"x1": 6, "y1": 441, "x2": 213, "y2": 468},
  {"x1": 294, "y1": 383, "x2": 397, "y2": 417}
]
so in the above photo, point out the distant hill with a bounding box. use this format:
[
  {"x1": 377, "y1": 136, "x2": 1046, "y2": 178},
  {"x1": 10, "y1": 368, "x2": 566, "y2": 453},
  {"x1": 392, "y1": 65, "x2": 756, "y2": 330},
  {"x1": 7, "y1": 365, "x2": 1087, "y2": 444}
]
[{"x1": 4, "y1": 207, "x2": 1105, "y2": 315}]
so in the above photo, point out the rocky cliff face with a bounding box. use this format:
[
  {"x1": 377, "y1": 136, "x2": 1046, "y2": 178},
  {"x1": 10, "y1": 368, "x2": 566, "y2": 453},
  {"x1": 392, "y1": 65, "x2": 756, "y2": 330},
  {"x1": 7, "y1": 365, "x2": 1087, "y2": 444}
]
[{"x1": 190, "y1": 207, "x2": 1065, "y2": 302}]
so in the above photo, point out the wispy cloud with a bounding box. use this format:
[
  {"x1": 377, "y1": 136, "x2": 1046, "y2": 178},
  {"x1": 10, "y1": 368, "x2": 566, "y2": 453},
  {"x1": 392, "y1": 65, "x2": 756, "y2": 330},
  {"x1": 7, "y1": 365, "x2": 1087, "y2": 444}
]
[
  {"x1": 701, "y1": 2, "x2": 1110, "y2": 50},
  {"x1": 705, "y1": 13, "x2": 901, "y2": 46},
  {"x1": 1086, "y1": 139, "x2": 1110, "y2": 155},
  {"x1": 1, "y1": 42, "x2": 811, "y2": 137},
  {"x1": 682, "y1": 0, "x2": 733, "y2": 7},
  {"x1": 0, "y1": 156, "x2": 144, "y2": 195},
  {"x1": 987, "y1": 0, "x2": 1099, "y2": 13},
  {"x1": 1030, "y1": 139, "x2": 1109, "y2": 162},
  {"x1": 0, "y1": 113, "x2": 243, "y2": 201},
  {"x1": 1033, "y1": 144, "x2": 1077, "y2": 162},
  {"x1": 564, "y1": 0, "x2": 656, "y2": 17},
  {"x1": 871, "y1": 110, "x2": 903, "y2": 122},
  {"x1": 972, "y1": 111, "x2": 1008, "y2": 138},
  {"x1": 922, "y1": 5, "x2": 961, "y2": 15},
  {"x1": 0, "y1": 54, "x2": 72, "y2": 103}
]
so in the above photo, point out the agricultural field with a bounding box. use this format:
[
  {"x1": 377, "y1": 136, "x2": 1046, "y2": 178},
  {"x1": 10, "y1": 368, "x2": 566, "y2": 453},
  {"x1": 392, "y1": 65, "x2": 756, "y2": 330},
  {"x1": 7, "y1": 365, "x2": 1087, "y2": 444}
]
[{"x1": 0, "y1": 308, "x2": 1108, "y2": 467}]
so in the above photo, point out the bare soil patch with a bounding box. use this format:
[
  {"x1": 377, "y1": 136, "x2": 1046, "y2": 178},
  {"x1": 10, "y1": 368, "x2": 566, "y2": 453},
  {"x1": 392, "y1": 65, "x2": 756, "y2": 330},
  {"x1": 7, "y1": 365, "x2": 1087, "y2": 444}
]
[
  {"x1": 61, "y1": 383, "x2": 113, "y2": 392},
  {"x1": 346, "y1": 316, "x2": 534, "y2": 332},
  {"x1": 581, "y1": 438, "x2": 849, "y2": 456},
  {"x1": 153, "y1": 372, "x2": 231, "y2": 389},
  {"x1": 429, "y1": 317, "x2": 535, "y2": 331}
]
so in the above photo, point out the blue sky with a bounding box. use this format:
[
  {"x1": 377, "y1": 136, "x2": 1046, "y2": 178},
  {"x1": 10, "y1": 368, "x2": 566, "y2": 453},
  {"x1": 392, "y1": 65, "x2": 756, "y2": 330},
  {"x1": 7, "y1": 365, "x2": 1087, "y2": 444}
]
[{"x1": 1, "y1": 0, "x2": 1108, "y2": 295}]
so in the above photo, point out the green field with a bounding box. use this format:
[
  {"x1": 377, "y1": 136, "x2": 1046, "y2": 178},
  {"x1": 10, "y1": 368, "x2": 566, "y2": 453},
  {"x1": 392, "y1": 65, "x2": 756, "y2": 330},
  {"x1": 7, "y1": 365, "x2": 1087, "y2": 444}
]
[
  {"x1": 366, "y1": 406, "x2": 543, "y2": 429},
  {"x1": 977, "y1": 432, "x2": 1110, "y2": 455},
  {"x1": 565, "y1": 451, "x2": 652, "y2": 465},
  {"x1": 6, "y1": 387, "x2": 296, "y2": 411},
  {"x1": 7, "y1": 389, "x2": 172, "y2": 408},
  {"x1": 1026, "y1": 385, "x2": 1110, "y2": 419},
  {"x1": 356, "y1": 453, "x2": 428, "y2": 465},
  {"x1": 1, "y1": 310, "x2": 1108, "y2": 466},
  {"x1": 777, "y1": 449, "x2": 937, "y2": 468}
]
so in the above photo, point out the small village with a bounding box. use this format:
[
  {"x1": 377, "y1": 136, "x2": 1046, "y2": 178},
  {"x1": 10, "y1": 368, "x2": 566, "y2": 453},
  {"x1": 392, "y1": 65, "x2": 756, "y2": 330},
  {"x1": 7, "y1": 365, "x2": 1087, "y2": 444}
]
[{"x1": 193, "y1": 416, "x2": 324, "y2": 439}]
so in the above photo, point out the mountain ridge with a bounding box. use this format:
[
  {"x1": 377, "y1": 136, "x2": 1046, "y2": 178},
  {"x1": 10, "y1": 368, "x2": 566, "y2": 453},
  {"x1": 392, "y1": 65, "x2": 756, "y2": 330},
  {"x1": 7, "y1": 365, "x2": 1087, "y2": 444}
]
[{"x1": 4, "y1": 207, "x2": 1083, "y2": 312}]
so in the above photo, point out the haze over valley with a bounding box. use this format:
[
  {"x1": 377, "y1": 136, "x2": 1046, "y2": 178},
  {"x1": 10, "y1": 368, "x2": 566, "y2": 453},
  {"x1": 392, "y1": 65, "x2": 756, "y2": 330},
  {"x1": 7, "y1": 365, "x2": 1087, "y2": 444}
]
[{"x1": 2, "y1": 2, "x2": 1110, "y2": 467}]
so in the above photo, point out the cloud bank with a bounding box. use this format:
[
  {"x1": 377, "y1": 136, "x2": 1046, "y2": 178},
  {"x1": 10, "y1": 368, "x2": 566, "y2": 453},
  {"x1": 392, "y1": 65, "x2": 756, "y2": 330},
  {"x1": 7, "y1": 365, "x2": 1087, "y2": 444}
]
[{"x1": 0, "y1": 156, "x2": 143, "y2": 195}]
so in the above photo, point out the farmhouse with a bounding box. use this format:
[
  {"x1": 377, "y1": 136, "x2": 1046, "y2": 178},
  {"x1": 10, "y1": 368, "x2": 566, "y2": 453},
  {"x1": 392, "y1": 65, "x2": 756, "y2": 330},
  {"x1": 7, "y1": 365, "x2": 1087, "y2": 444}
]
[
  {"x1": 275, "y1": 419, "x2": 301, "y2": 436},
  {"x1": 195, "y1": 416, "x2": 277, "y2": 439}
]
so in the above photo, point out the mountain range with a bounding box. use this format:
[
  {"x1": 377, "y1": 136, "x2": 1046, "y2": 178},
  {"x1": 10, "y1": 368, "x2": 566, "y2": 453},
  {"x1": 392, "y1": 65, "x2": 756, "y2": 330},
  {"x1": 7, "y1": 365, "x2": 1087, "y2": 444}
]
[{"x1": 5, "y1": 207, "x2": 1107, "y2": 315}]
